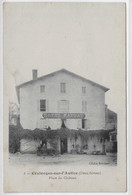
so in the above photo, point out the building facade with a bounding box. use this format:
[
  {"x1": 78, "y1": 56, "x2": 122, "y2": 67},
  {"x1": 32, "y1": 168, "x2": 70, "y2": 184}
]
[
  {"x1": 16, "y1": 69, "x2": 109, "y2": 130},
  {"x1": 105, "y1": 105, "x2": 117, "y2": 130}
]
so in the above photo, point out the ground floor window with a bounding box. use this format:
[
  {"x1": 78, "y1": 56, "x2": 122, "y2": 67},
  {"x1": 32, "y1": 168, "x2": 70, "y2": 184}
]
[
  {"x1": 82, "y1": 119, "x2": 87, "y2": 129},
  {"x1": 40, "y1": 99, "x2": 46, "y2": 111},
  {"x1": 58, "y1": 100, "x2": 69, "y2": 113},
  {"x1": 82, "y1": 101, "x2": 87, "y2": 112}
]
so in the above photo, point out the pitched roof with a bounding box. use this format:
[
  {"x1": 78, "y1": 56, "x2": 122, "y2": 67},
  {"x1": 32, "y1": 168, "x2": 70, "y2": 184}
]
[{"x1": 16, "y1": 69, "x2": 109, "y2": 92}]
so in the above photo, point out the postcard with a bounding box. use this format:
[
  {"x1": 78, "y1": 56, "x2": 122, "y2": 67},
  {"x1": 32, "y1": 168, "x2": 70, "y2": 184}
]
[{"x1": 3, "y1": 2, "x2": 126, "y2": 192}]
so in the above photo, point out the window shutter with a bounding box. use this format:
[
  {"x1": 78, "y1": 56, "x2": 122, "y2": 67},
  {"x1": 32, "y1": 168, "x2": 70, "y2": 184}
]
[
  {"x1": 47, "y1": 100, "x2": 49, "y2": 112},
  {"x1": 82, "y1": 101, "x2": 84, "y2": 112},
  {"x1": 85, "y1": 101, "x2": 87, "y2": 112},
  {"x1": 37, "y1": 100, "x2": 40, "y2": 112}
]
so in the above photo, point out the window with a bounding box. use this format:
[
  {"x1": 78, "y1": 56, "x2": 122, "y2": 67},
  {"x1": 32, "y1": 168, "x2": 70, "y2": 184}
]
[
  {"x1": 82, "y1": 119, "x2": 85, "y2": 129},
  {"x1": 82, "y1": 119, "x2": 87, "y2": 129},
  {"x1": 40, "y1": 99, "x2": 46, "y2": 111},
  {"x1": 82, "y1": 87, "x2": 86, "y2": 94},
  {"x1": 59, "y1": 100, "x2": 69, "y2": 113},
  {"x1": 60, "y1": 83, "x2": 66, "y2": 93},
  {"x1": 40, "y1": 85, "x2": 45, "y2": 93},
  {"x1": 82, "y1": 101, "x2": 87, "y2": 112}
]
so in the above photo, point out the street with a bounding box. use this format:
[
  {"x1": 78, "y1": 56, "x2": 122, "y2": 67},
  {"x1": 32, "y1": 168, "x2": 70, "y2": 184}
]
[{"x1": 9, "y1": 153, "x2": 117, "y2": 166}]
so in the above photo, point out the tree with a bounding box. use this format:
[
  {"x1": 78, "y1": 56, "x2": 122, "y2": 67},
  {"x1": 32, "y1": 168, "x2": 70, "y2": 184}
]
[{"x1": 9, "y1": 102, "x2": 19, "y2": 126}]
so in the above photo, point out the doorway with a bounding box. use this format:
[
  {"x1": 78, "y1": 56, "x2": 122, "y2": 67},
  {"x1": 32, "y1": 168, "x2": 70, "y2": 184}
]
[
  {"x1": 102, "y1": 144, "x2": 106, "y2": 154},
  {"x1": 61, "y1": 119, "x2": 66, "y2": 128},
  {"x1": 60, "y1": 138, "x2": 67, "y2": 154}
]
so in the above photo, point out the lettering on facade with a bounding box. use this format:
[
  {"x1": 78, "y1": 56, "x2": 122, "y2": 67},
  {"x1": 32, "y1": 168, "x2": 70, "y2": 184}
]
[{"x1": 42, "y1": 113, "x2": 85, "y2": 119}]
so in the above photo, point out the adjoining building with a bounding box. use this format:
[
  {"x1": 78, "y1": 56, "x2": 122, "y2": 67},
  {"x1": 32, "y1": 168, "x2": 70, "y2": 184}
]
[
  {"x1": 107, "y1": 130, "x2": 117, "y2": 153},
  {"x1": 105, "y1": 105, "x2": 117, "y2": 130}
]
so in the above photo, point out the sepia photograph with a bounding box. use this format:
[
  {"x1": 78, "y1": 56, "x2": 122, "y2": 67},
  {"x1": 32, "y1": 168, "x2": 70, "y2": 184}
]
[
  {"x1": 3, "y1": 2, "x2": 126, "y2": 192},
  {"x1": 9, "y1": 68, "x2": 117, "y2": 166}
]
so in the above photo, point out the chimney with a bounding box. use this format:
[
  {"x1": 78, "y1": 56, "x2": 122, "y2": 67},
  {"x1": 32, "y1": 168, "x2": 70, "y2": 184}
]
[{"x1": 32, "y1": 69, "x2": 38, "y2": 80}]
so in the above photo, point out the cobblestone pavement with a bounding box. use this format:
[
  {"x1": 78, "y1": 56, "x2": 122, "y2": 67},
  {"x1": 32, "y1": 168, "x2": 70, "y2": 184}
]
[{"x1": 9, "y1": 153, "x2": 117, "y2": 166}]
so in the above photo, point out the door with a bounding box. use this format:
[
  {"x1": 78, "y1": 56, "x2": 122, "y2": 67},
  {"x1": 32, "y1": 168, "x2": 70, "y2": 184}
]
[
  {"x1": 102, "y1": 144, "x2": 106, "y2": 154},
  {"x1": 60, "y1": 138, "x2": 67, "y2": 154},
  {"x1": 61, "y1": 119, "x2": 66, "y2": 128}
]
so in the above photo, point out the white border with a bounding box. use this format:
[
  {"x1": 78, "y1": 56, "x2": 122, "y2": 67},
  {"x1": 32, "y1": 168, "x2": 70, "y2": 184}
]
[
  {"x1": 0, "y1": 0, "x2": 3, "y2": 194},
  {"x1": 128, "y1": 1, "x2": 132, "y2": 195},
  {"x1": 0, "y1": 0, "x2": 131, "y2": 195}
]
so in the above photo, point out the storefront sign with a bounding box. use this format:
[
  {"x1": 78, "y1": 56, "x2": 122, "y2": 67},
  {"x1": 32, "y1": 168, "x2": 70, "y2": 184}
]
[{"x1": 42, "y1": 113, "x2": 85, "y2": 119}]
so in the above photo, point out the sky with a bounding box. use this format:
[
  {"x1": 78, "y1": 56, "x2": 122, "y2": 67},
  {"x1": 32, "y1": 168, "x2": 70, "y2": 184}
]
[{"x1": 3, "y1": 2, "x2": 126, "y2": 113}]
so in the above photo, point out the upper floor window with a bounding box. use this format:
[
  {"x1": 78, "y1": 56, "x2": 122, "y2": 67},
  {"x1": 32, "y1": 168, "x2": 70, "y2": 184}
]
[
  {"x1": 82, "y1": 87, "x2": 86, "y2": 94},
  {"x1": 40, "y1": 99, "x2": 46, "y2": 111},
  {"x1": 60, "y1": 83, "x2": 66, "y2": 93},
  {"x1": 40, "y1": 85, "x2": 45, "y2": 93}
]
